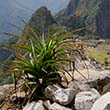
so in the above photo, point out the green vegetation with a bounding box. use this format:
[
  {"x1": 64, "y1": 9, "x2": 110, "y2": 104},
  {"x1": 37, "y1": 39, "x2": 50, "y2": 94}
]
[
  {"x1": 0, "y1": 73, "x2": 13, "y2": 85},
  {"x1": 0, "y1": 22, "x2": 84, "y2": 101},
  {"x1": 86, "y1": 44, "x2": 110, "y2": 64}
]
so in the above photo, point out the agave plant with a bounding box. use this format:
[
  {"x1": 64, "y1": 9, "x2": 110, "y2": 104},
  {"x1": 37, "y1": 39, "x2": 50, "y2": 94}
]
[{"x1": 0, "y1": 22, "x2": 87, "y2": 101}]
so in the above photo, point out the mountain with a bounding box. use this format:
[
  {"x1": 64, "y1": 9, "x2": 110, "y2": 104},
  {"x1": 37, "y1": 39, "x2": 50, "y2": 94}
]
[
  {"x1": 0, "y1": 0, "x2": 69, "y2": 41},
  {"x1": 28, "y1": 6, "x2": 61, "y2": 36},
  {"x1": 56, "y1": 0, "x2": 110, "y2": 38},
  {"x1": 0, "y1": 0, "x2": 69, "y2": 62}
]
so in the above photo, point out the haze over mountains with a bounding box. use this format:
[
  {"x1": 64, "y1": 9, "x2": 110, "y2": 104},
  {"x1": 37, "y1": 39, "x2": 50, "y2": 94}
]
[
  {"x1": 0, "y1": 0, "x2": 69, "y2": 61},
  {"x1": 0, "y1": 0, "x2": 69, "y2": 43}
]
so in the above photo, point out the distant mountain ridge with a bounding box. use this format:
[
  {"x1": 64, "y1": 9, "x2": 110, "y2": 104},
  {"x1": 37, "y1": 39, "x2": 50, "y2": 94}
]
[
  {"x1": 0, "y1": 0, "x2": 69, "y2": 41},
  {"x1": 56, "y1": 0, "x2": 110, "y2": 38},
  {"x1": 0, "y1": 0, "x2": 69, "y2": 62}
]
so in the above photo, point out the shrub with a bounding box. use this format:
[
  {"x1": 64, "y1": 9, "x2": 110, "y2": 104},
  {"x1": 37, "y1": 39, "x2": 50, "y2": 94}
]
[{"x1": 0, "y1": 22, "x2": 86, "y2": 102}]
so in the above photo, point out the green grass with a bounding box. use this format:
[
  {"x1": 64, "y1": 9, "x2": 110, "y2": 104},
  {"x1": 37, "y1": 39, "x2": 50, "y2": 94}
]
[
  {"x1": 86, "y1": 44, "x2": 110, "y2": 64},
  {"x1": 0, "y1": 73, "x2": 12, "y2": 85}
]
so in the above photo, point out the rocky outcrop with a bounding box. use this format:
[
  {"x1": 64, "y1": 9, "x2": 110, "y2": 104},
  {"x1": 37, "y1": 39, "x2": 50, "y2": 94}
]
[
  {"x1": 64, "y1": 0, "x2": 80, "y2": 16},
  {"x1": 86, "y1": 70, "x2": 110, "y2": 94},
  {"x1": 44, "y1": 100, "x2": 72, "y2": 110},
  {"x1": 29, "y1": 6, "x2": 61, "y2": 36},
  {"x1": 91, "y1": 92, "x2": 110, "y2": 110},
  {"x1": 1, "y1": 71, "x2": 110, "y2": 110},
  {"x1": 56, "y1": 0, "x2": 110, "y2": 38},
  {"x1": 96, "y1": 0, "x2": 110, "y2": 37},
  {"x1": 102, "y1": 82, "x2": 110, "y2": 94},
  {"x1": 23, "y1": 100, "x2": 72, "y2": 110},
  {"x1": 44, "y1": 85, "x2": 77, "y2": 105},
  {"x1": 10, "y1": 92, "x2": 25, "y2": 104},
  {"x1": 0, "y1": 84, "x2": 14, "y2": 93},
  {"x1": 68, "y1": 81, "x2": 91, "y2": 92},
  {"x1": 0, "y1": 84, "x2": 14, "y2": 102},
  {"x1": 23, "y1": 101, "x2": 45, "y2": 110},
  {"x1": 0, "y1": 92, "x2": 5, "y2": 104},
  {"x1": 75, "y1": 88, "x2": 100, "y2": 110}
]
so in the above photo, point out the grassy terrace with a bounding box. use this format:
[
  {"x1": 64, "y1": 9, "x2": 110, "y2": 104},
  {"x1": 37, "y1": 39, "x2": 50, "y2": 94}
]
[{"x1": 86, "y1": 44, "x2": 110, "y2": 64}]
